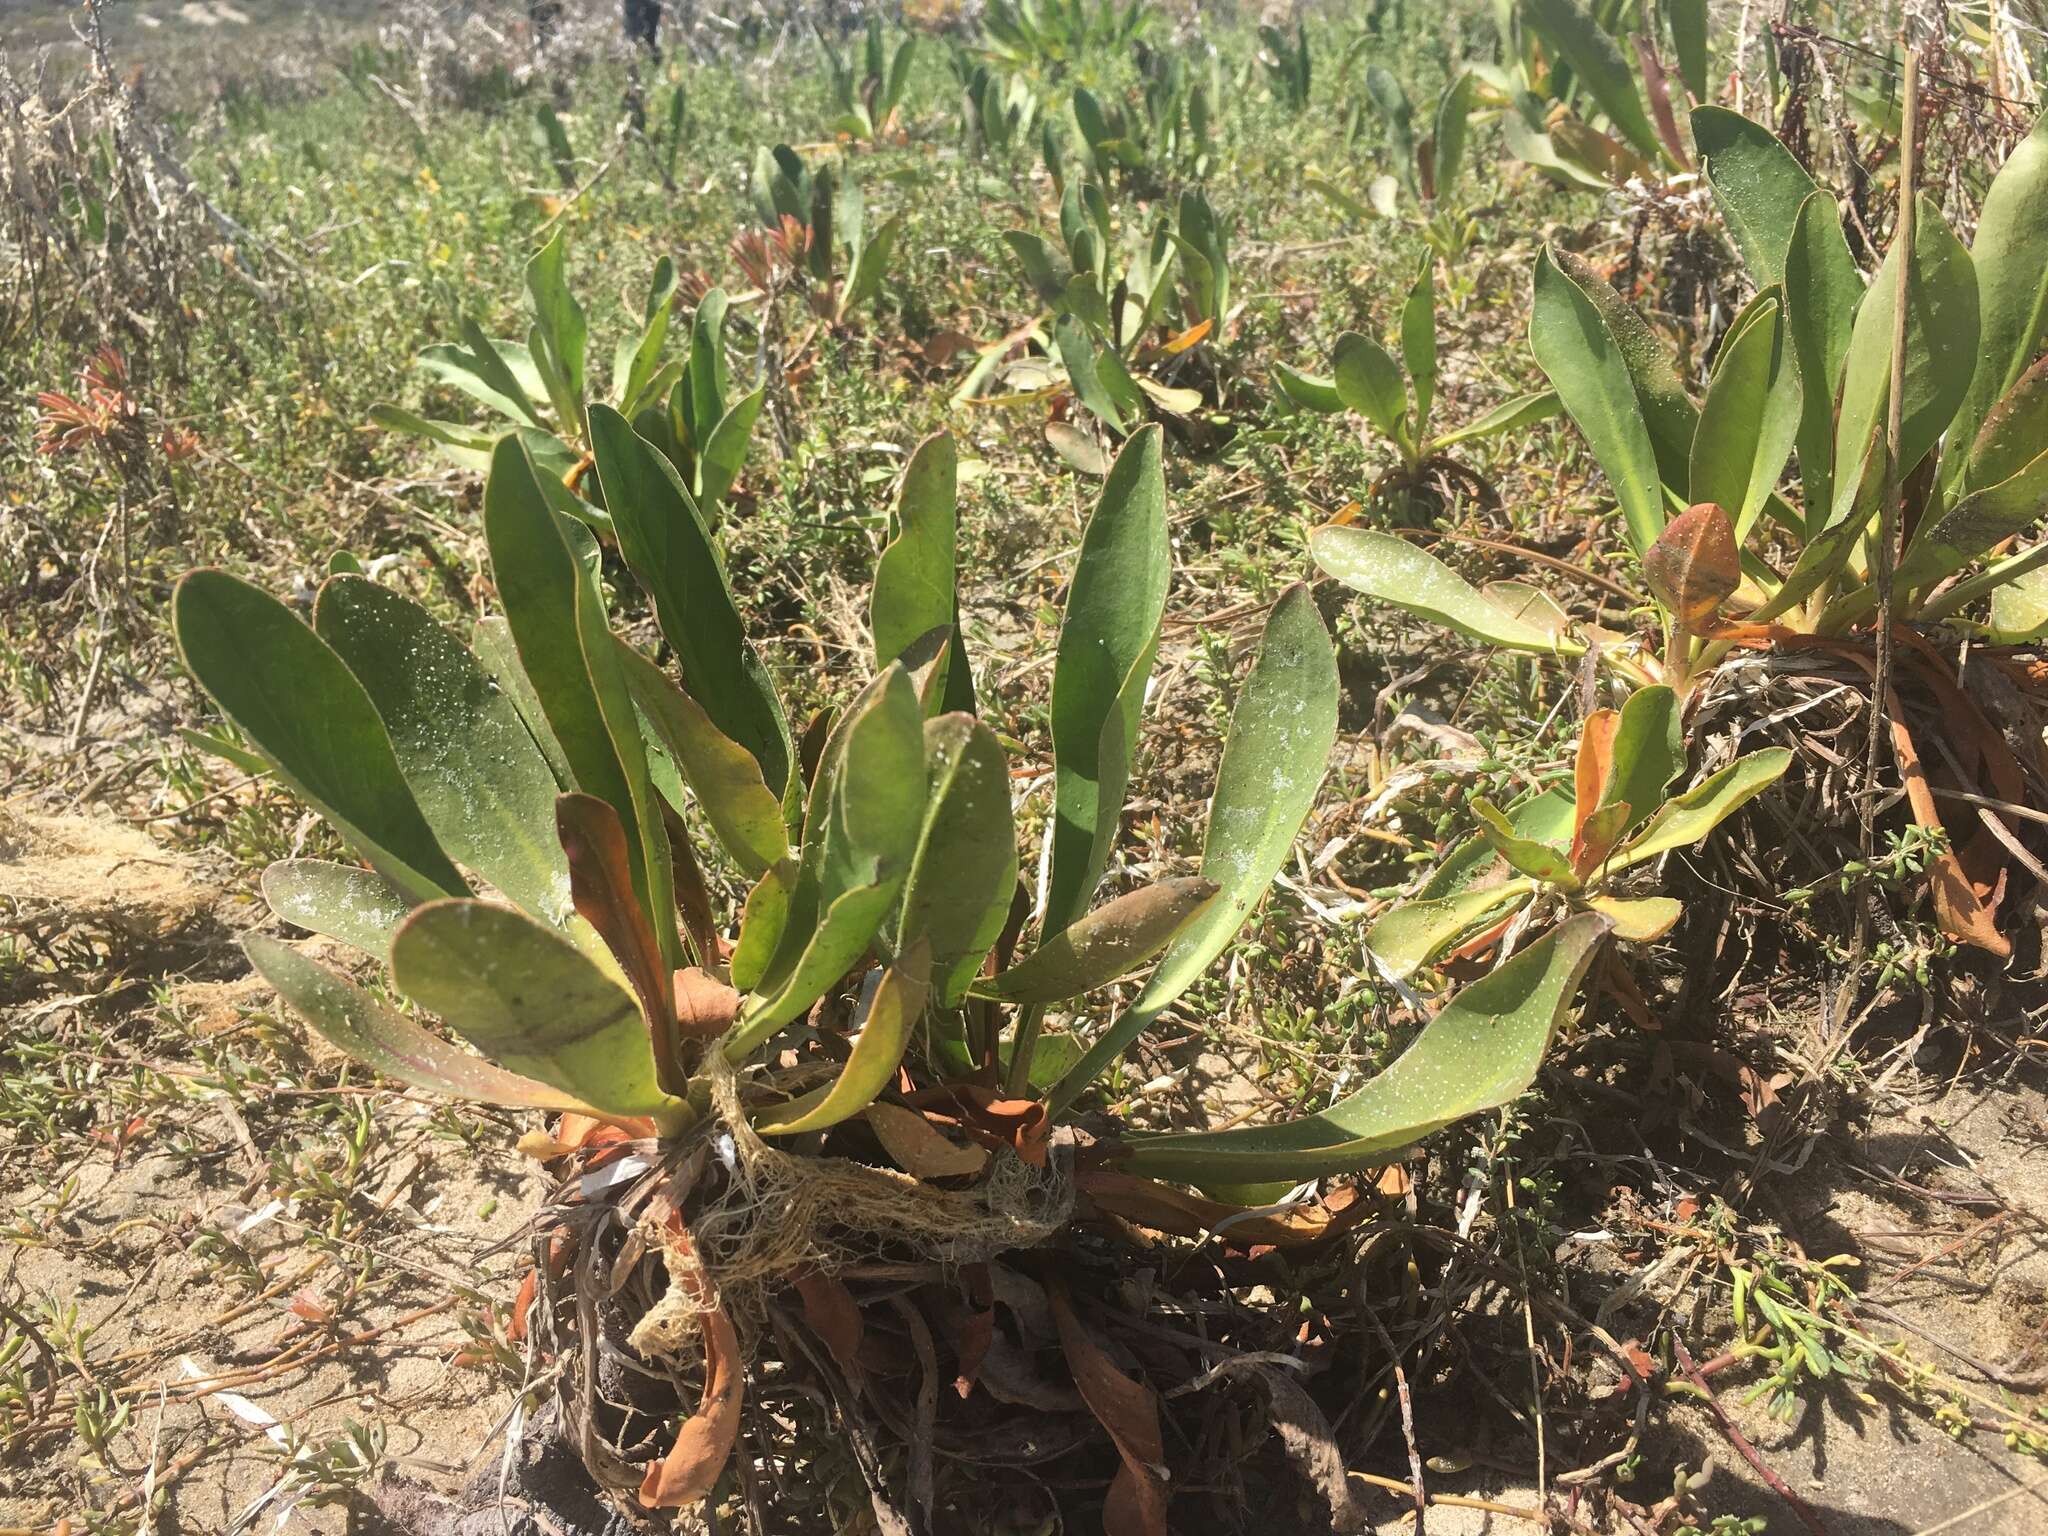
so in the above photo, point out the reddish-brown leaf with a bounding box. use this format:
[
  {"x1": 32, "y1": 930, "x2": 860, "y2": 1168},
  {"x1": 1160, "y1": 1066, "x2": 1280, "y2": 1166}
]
[
  {"x1": 1644, "y1": 503, "x2": 1739, "y2": 635},
  {"x1": 1075, "y1": 1170, "x2": 1368, "y2": 1249},
  {"x1": 673, "y1": 967, "x2": 742, "y2": 1041},
  {"x1": 1047, "y1": 1283, "x2": 1168, "y2": 1536},
  {"x1": 954, "y1": 1264, "x2": 995, "y2": 1396},
  {"x1": 1570, "y1": 707, "x2": 1621, "y2": 846},
  {"x1": 1632, "y1": 34, "x2": 1692, "y2": 168},
  {"x1": 794, "y1": 1270, "x2": 865, "y2": 1387},
  {"x1": 638, "y1": 1220, "x2": 745, "y2": 1510},
  {"x1": 1570, "y1": 799, "x2": 1634, "y2": 883},
  {"x1": 557, "y1": 793, "x2": 684, "y2": 1093}
]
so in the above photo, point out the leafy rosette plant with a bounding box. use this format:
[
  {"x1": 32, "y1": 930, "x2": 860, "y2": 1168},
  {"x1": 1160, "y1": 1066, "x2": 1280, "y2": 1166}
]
[
  {"x1": 174, "y1": 418, "x2": 1609, "y2": 1515},
  {"x1": 375, "y1": 230, "x2": 765, "y2": 529},
  {"x1": 1367, "y1": 685, "x2": 1789, "y2": 981},
  {"x1": 1276, "y1": 251, "x2": 1559, "y2": 507},
  {"x1": 748, "y1": 144, "x2": 900, "y2": 325}
]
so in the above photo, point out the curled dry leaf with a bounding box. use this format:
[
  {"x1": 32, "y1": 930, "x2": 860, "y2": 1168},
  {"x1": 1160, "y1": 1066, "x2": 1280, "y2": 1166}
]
[
  {"x1": 794, "y1": 1270, "x2": 865, "y2": 1388},
  {"x1": 864, "y1": 1101, "x2": 990, "y2": 1178},
  {"x1": 1047, "y1": 1282, "x2": 1168, "y2": 1536},
  {"x1": 1644, "y1": 502, "x2": 1740, "y2": 635},
  {"x1": 1181, "y1": 1357, "x2": 1369, "y2": 1532},
  {"x1": 638, "y1": 1220, "x2": 745, "y2": 1510},
  {"x1": 1075, "y1": 1169, "x2": 1368, "y2": 1250},
  {"x1": 674, "y1": 967, "x2": 743, "y2": 1040},
  {"x1": 557, "y1": 793, "x2": 682, "y2": 1090}
]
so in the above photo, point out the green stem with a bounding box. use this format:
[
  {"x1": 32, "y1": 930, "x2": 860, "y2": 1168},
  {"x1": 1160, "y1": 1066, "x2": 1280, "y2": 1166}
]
[{"x1": 1004, "y1": 1001, "x2": 1048, "y2": 1097}]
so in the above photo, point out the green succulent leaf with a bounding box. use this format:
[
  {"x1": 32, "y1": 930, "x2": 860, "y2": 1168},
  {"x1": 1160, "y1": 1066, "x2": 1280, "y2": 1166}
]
[
  {"x1": 417, "y1": 322, "x2": 546, "y2": 431},
  {"x1": 1432, "y1": 390, "x2": 1562, "y2": 448},
  {"x1": 978, "y1": 876, "x2": 1218, "y2": 1005},
  {"x1": 873, "y1": 433, "x2": 972, "y2": 713},
  {"x1": 1522, "y1": 0, "x2": 1664, "y2": 162},
  {"x1": 754, "y1": 947, "x2": 931, "y2": 1135},
  {"x1": 1273, "y1": 363, "x2": 1345, "y2": 414},
  {"x1": 1332, "y1": 330, "x2": 1410, "y2": 446},
  {"x1": 171, "y1": 570, "x2": 465, "y2": 905},
  {"x1": 1689, "y1": 290, "x2": 1800, "y2": 538},
  {"x1": 261, "y1": 860, "x2": 410, "y2": 960},
  {"x1": 1471, "y1": 797, "x2": 1578, "y2": 887},
  {"x1": 245, "y1": 935, "x2": 602, "y2": 1113},
  {"x1": 1890, "y1": 447, "x2": 2048, "y2": 605},
  {"x1": 1401, "y1": 257, "x2": 1438, "y2": 435},
  {"x1": 1531, "y1": 248, "x2": 1668, "y2": 555},
  {"x1": 1050, "y1": 583, "x2": 1338, "y2": 1112},
  {"x1": 1667, "y1": 0, "x2": 1708, "y2": 100},
  {"x1": 1960, "y1": 358, "x2": 2048, "y2": 496},
  {"x1": 1942, "y1": 112, "x2": 2048, "y2": 495},
  {"x1": 1692, "y1": 108, "x2": 1824, "y2": 290},
  {"x1": 314, "y1": 575, "x2": 572, "y2": 927},
  {"x1": 897, "y1": 714, "x2": 1019, "y2": 1008},
  {"x1": 1366, "y1": 881, "x2": 1534, "y2": 982},
  {"x1": 1582, "y1": 894, "x2": 1683, "y2": 942},
  {"x1": 1599, "y1": 685, "x2": 1684, "y2": 836},
  {"x1": 1782, "y1": 190, "x2": 1865, "y2": 522},
  {"x1": 1615, "y1": 749, "x2": 1794, "y2": 869},
  {"x1": 1311, "y1": 525, "x2": 1582, "y2": 654},
  {"x1": 1119, "y1": 913, "x2": 1610, "y2": 1183},
  {"x1": 390, "y1": 899, "x2": 678, "y2": 1118},
  {"x1": 589, "y1": 405, "x2": 793, "y2": 800},
  {"x1": 1046, "y1": 425, "x2": 1169, "y2": 935}
]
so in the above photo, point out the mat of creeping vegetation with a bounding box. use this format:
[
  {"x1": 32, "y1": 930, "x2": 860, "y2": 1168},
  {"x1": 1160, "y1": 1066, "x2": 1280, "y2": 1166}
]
[{"x1": 7, "y1": 2, "x2": 2048, "y2": 1534}]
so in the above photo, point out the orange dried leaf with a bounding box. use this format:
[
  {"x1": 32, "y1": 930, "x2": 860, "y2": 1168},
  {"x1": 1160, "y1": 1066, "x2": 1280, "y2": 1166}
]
[
  {"x1": 1048, "y1": 1284, "x2": 1168, "y2": 1536},
  {"x1": 1644, "y1": 503, "x2": 1739, "y2": 635}
]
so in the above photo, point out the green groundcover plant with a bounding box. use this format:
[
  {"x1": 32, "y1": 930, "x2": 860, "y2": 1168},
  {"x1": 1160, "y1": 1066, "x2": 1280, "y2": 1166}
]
[{"x1": 175, "y1": 416, "x2": 1610, "y2": 1507}]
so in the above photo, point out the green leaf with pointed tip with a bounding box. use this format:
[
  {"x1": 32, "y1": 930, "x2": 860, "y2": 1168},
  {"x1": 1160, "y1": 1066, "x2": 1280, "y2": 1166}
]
[
  {"x1": 979, "y1": 877, "x2": 1218, "y2": 1005},
  {"x1": 482, "y1": 436, "x2": 681, "y2": 970},
  {"x1": 1401, "y1": 258, "x2": 1438, "y2": 436},
  {"x1": 1119, "y1": 914, "x2": 1610, "y2": 1183},
  {"x1": 1782, "y1": 190, "x2": 1865, "y2": 523},
  {"x1": 1332, "y1": 330, "x2": 1409, "y2": 446},
  {"x1": 1583, "y1": 894, "x2": 1682, "y2": 942},
  {"x1": 1943, "y1": 113, "x2": 2048, "y2": 495},
  {"x1": 840, "y1": 210, "x2": 903, "y2": 320},
  {"x1": 1890, "y1": 447, "x2": 2048, "y2": 604},
  {"x1": 1522, "y1": 0, "x2": 1664, "y2": 161},
  {"x1": 685, "y1": 289, "x2": 736, "y2": 437},
  {"x1": 1752, "y1": 429, "x2": 1887, "y2": 622},
  {"x1": 1004, "y1": 230, "x2": 1070, "y2": 306},
  {"x1": 1531, "y1": 249, "x2": 1668, "y2": 555},
  {"x1": 754, "y1": 948, "x2": 931, "y2": 1135},
  {"x1": 1962, "y1": 359, "x2": 2048, "y2": 497},
  {"x1": 1690, "y1": 290, "x2": 1800, "y2": 538},
  {"x1": 731, "y1": 859, "x2": 795, "y2": 993},
  {"x1": 418, "y1": 324, "x2": 546, "y2": 430},
  {"x1": 614, "y1": 642, "x2": 788, "y2": 879},
  {"x1": 1615, "y1": 749, "x2": 1793, "y2": 869},
  {"x1": 1692, "y1": 108, "x2": 1823, "y2": 291},
  {"x1": 1366, "y1": 65, "x2": 1416, "y2": 196},
  {"x1": 171, "y1": 570, "x2": 464, "y2": 905},
  {"x1": 1366, "y1": 881, "x2": 1534, "y2": 981},
  {"x1": 898, "y1": 714, "x2": 1018, "y2": 1007},
  {"x1": 1311, "y1": 525, "x2": 1582, "y2": 653},
  {"x1": 1668, "y1": 0, "x2": 1707, "y2": 101},
  {"x1": 390, "y1": 899, "x2": 677, "y2": 1117},
  {"x1": 367, "y1": 405, "x2": 499, "y2": 469},
  {"x1": 262, "y1": 860, "x2": 409, "y2": 960},
  {"x1": 612, "y1": 256, "x2": 677, "y2": 415},
  {"x1": 1050, "y1": 583, "x2": 1338, "y2": 1112},
  {"x1": 1054, "y1": 313, "x2": 1128, "y2": 433},
  {"x1": 1433, "y1": 72, "x2": 1476, "y2": 196},
  {"x1": 1600, "y1": 685, "x2": 1683, "y2": 836},
  {"x1": 1541, "y1": 247, "x2": 1698, "y2": 491},
  {"x1": 588, "y1": 405, "x2": 792, "y2": 799},
  {"x1": 1830, "y1": 197, "x2": 1977, "y2": 524},
  {"x1": 179, "y1": 725, "x2": 270, "y2": 778},
  {"x1": 873, "y1": 434, "x2": 962, "y2": 683},
  {"x1": 1434, "y1": 390, "x2": 1563, "y2": 447},
  {"x1": 525, "y1": 230, "x2": 587, "y2": 416},
  {"x1": 1471, "y1": 797, "x2": 1578, "y2": 887},
  {"x1": 1273, "y1": 363, "x2": 1345, "y2": 414},
  {"x1": 1422, "y1": 787, "x2": 1577, "y2": 901},
  {"x1": 314, "y1": 576, "x2": 571, "y2": 926},
  {"x1": 245, "y1": 935, "x2": 602, "y2": 1113},
  {"x1": 1046, "y1": 426, "x2": 1169, "y2": 935},
  {"x1": 696, "y1": 385, "x2": 765, "y2": 515}
]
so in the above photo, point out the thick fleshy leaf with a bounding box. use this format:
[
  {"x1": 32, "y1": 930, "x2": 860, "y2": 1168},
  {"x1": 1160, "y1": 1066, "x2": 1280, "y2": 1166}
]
[
  {"x1": 1829, "y1": 196, "x2": 1977, "y2": 523},
  {"x1": 483, "y1": 437, "x2": 680, "y2": 970},
  {"x1": 1615, "y1": 749, "x2": 1793, "y2": 869},
  {"x1": 1989, "y1": 562, "x2": 2048, "y2": 641},
  {"x1": 1643, "y1": 502, "x2": 1739, "y2": 634},
  {"x1": 1433, "y1": 389, "x2": 1562, "y2": 447},
  {"x1": 261, "y1": 860, "x2": 409, "y2": 959},
  {"x1": 755, "y1": 949, "x2": 931, "y2": 1135},
  {"x1": 1311, "y1": 525, "x2": 1581, "y2": 653},
  {"x1": 1689, "y1": 291, "x2": 1800, "y2": 538},
  {"x1": 612, "y1": 256, "x2": 677, "y2": 415},
  {"x1": 1332, "y1": 330, "x2": 1409, "y2": 445},
  {"x1": 1119, "y1": 914, "x2": 1610, "y2": 1183},
  {"x1": 1055, "y1": 313, "x2": 1129, "y2": 433},
  {"x1": 897, "y1": 714, "x2": 1019, "y2": 1007},
  {"x1": 1583, "y1": 894, "x2": 1682, "y2": 942},
  {"x1": 1522, "y1": 0, "x2": 1664, "y2": 161},
  {"x1": 730, "y1": 859, "x2": 795, "y2": 994},
  {"x1": 1273, "y1": 363, "x2": 1345, "y2": 414},
  {"x1": 614, "y1": 643, "x2": 787, "y2": 879},
  {"x1": 172, "y1": 570, "x2": 464, "y2": 905},
  {"x1": 1542, "y1": 248, "x2": 1697, "y2": 488},
  {"x1": 1782, "y1": 190, "x2": 1865, "y2": 523},
  {"x1": 417, "y1": 323, "x2": 545, "y2": 431},
  {"x1": 696, "y1": 386, "x2": 765, "y2": 514},
  {"x1": 1401, "y1": 258, "x2": 1437, "y2": 434},
  {"x1": 1050, "y1": 584, "x2": 1338, "y2": 1112},
  {"x1": 557, "y1": 793, "x2": 683, "y2": 1090},
  {"x1": 315, "y1": 575, "x2": 570, "y2": 926},
  {"x1": 1421, "y1": 786, "x2": 1576, "y2": 902},
  {"x1": 1366, "y1": 881, "x2": 1534, "y2": 981},
  {"x1": 1471, "y1": 797, "x2": 1578, "y2": 887},
  {"x1": 244, "y1": 935, "x2": 600, "y2": 1112},
  {"x1": 872, "y1": 433, "x2": 971, "y2": 712},
  {"x1": 1366, "y1": 66, "x2": 1416, "y2": 196},
  {"x1": 589, "y1": 406, "x2": 792, "y2": 798},
  {"x1": 1692, "y1": 108, "x2": 1823, "y2": 290},
  {"x1": 525, "y1": 230, "x2": 588, "y2": 415},
  {"x1": 1530, "y1": 249, "x2": 1668, "y2": 554},
  {"x1": 1046, "y1": 426, "x2": 1169, "y2": 936},
  {"x1": 1433, "y1": 72, "x2": 1477, "y2": 195},
  {"x1": 1892, "y1": 447, "x2": 2048, "y2": 602},
  {"x1": 840, "y1": 210, "x2": 903, "y2": 320},
  {"x1": 471, "y1": 615, "x2": 573, "y2": 791},
  {"x1": 1961, "y1": 357, "x2": 2048, "y2": 496},
  {"x1": 390, "y1": 899, "x2": 678, "y2": 1117},
  {"x1": 1599, "y1": 685, "x2": 1683, "y2": 835},
  {"x1": 978, "y1": 877, "x2": 1218, "y2": 1005},
  {"x1": 1668, "y1": 0, "x2": 1707, "y2": 100},
  {"x1": 1942, "y1": 112, "x2": 2048, "y2": 495}
]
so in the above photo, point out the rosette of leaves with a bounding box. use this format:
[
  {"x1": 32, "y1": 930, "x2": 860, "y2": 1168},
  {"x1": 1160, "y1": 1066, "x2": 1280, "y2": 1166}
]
[
  {"x1": 375, "y1": 231, "x2": 764, "y2": 529},
  {"x1": 997, "y1": 180, "x2": 1229, "y2": 463},
  {"x1": 815, "y1": 15, "x2": 916, "y2": 145},
  {"x1": 174, "y1": 417, "x2": 1610, "y2": 1511},
  {"x1": 1275, "y1": 252, "x2": 1559, "y2": 507},
  {"x1": 749, "y1": 144, "x2": 900, "y2": 324},
  {"x1": 1366, "y1": 685, "x2": 1790, "y2": 980}
]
